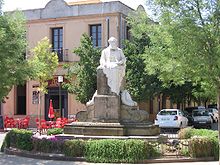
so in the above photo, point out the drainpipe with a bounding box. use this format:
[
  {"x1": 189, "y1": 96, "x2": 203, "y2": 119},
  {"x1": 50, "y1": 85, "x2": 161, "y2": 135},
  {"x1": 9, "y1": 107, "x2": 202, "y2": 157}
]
[
  {"x1": 119, "y1": 13, "x2": 123, "y2": 48},
  {"x1": 106, "y1": 17, "x2": 110, "y2": 47}
]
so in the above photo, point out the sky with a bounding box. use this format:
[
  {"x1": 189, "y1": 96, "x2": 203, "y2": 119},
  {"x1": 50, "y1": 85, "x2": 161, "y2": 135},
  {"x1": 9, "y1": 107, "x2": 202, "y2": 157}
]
[{"x1": 2, "y1": 0, "x2": 147, "y2": 12}]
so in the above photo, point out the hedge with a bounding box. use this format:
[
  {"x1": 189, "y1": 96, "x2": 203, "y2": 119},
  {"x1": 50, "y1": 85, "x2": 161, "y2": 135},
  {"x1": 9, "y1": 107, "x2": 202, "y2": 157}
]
[
  {"x1": 1, "y1": 129, "x2": 33, "y2": 151},
  {"x1": 63, "y1": 139, "x2": 86, "y2": 157},
  {"x1": 85, "y1": 139, "x2": 159, "y2": 163}
]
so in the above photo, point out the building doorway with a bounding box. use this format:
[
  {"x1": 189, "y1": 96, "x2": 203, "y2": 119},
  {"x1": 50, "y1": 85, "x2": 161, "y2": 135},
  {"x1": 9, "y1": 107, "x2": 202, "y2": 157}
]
[
  {"x1": 45, "y1": 87, "x2": 68, "y2": 121},
  {"x1": 16, "y1": 85, "x2": 26, "y2": 115}
]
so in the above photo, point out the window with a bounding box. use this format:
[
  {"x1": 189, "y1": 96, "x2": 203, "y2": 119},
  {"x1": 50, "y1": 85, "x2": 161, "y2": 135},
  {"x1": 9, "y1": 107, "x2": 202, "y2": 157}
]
[
  {"x1": 52, "y1": 27, "x2": 63, "y2": 61},
  {"x1": 90, "y1": 24, "x2": 102, "y2": 47},
  {"x1": 126, "y1": 26, "x2": 131, "y2": 40}
]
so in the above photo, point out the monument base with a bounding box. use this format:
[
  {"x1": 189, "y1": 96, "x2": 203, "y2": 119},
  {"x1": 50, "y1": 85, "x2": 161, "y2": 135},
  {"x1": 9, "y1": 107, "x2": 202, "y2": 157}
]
[{"x1": 64, "y1": 122, "x2": 160, "y2": 136}]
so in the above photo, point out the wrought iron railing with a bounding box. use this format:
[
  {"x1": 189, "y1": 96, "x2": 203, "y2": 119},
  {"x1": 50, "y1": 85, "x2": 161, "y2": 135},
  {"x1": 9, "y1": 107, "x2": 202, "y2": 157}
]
[{"x1": 52, "y1": 49, "x2": 69, "y2": 62}]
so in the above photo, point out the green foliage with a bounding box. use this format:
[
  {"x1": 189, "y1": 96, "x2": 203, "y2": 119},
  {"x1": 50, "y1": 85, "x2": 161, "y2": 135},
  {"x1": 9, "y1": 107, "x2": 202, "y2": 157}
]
[
  {"x1": 124, "y1": 10, "x2": 163, "y2": 101},
  {"x1": 0, "y1": 11, "x2": 30, "y2": 101},
  {"x1": 144, "y1": 0, "x2": 220, "y2": 102},
  {"x1": 85, "y1": 139, "x2": 158, "y2": 163},
  {"x1": 179, "y1": 128, "x2": 219, "y2": 160},
  {"x1": 63, "y1": 34, "x2": 101, "y2": 104},
  {"x1": 189, "y1": 137, "x2": 218, "y2": 159},
  {"x1": 178, "y1": 128, "x2": 218, "y2": 139},
  {"x1": 4, "y1": 129, "x2": 33, "y2": 151},
  {"x1": 181, "y1": 147, "x2": 190, "y2": 157},
  {"x1": 47, "y1": 128, "x2": 63, "y2": 136},
  {"x1": 125, "y1": 9, "x2": 201, "y2": 104},
  {"x1": 63, "y1": 139, "x2": 86, "y2": 157},
  {"x1": 32, "y1": 137, "x2": 64, "y2": 153},
  {"x1": 28, "y1": 37, "x2": 58, "y2": 94}
]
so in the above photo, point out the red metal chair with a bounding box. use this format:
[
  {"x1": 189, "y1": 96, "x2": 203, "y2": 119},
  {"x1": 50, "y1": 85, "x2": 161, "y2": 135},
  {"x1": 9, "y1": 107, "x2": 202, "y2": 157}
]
[
  {"x1": 21, "y1": 118, "x2": 29, "y2": 129},
  {"x1": 35, "y1": 118, "x2": 50, "y2": 134},
  {"x1": 5, "y1": 118, "x2": 16, "y2": 128}
]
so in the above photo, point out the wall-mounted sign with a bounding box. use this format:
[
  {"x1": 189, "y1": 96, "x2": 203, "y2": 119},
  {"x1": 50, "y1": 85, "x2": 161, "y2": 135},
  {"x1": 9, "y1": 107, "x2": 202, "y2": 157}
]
[
  {"x1": 58, "y1": 76, "x2": 63, "y2": 83},
  {"x1": 48, "y1": 76, "x2": 67, "y2": 87},
  {"x1": 32, "y1": 91, "x2": 39, "y2": 104}
]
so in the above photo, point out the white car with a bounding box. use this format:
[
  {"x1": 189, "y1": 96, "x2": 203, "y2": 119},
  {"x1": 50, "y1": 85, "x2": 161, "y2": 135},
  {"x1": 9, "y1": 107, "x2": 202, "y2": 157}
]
[
  {"x1": 155, "y1": 109, "x2": 188, "y2": 128},
  {"x1": 207, "y1": 108, "x2": 218, "y2": 123}
]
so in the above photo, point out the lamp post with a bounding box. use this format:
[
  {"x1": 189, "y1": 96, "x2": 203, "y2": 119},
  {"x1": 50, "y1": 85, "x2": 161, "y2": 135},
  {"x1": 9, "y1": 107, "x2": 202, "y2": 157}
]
[{"x1": 58, "y1": 76, "x2": 63, "y2": 118}]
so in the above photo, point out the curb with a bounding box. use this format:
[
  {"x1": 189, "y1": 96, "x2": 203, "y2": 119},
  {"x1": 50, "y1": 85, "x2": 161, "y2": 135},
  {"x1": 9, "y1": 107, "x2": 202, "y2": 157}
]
[
  {"x1": 142, "y1": 157, "x2": 215, "y2": 164},
  {"x1": 4, "y1": 147, "x2": 215, "y2": 163},
  {"x1": 4, "y1": 148, "x2": 85, "y2": 161}
]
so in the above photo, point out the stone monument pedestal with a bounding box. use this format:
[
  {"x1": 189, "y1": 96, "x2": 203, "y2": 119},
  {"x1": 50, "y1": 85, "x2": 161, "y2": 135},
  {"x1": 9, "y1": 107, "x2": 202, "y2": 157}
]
[
  {"x1": 92, "y1": 95, "x2": 120, "y2": 123},
  {"x1": 64, "y1": 122, "x2": 160, "y2": 136}
]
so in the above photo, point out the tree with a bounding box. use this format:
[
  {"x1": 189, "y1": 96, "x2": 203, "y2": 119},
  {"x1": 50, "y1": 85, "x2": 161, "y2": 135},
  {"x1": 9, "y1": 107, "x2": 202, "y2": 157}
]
[
  {"x1": 28, "y1": 38, "x2": 58, "y2": 126},
  {"x1": 143, "y1": 0, "x2": 220, "y2": 158},
  {"x1": 143, "y1": 0, "x2": 219, "y2": 102},
  {"x1": 63, "y1": 34, "x2": 101, "y2": 104},
  {"x1": 125, "y1": 9, "x2": 202, "y2": 105},
  {"x1": 0, "y1": 11, "x2": 29, "y2": 102},
  {"x1": 124, "y1": 10, "x2": 164, "y2": 102},
  {"x1": 28, "y1": 37, "x2": 58, "y2": 93}
]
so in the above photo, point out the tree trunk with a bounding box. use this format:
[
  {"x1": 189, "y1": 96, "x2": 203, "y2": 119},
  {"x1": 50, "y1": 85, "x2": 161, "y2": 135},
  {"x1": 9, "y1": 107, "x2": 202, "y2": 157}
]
[{"x1": 39, "y1": 91, "x2": 43, "y2": 135}]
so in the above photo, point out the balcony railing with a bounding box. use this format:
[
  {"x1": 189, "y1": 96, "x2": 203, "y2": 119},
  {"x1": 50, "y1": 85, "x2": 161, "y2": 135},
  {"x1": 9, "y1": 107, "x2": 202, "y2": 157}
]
[{"x1": 52, "y1": 49, "x2": 69, "y2": 62}]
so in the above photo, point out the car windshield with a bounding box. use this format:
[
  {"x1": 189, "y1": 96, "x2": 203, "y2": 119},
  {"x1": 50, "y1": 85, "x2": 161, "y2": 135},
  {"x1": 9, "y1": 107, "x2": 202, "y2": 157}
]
[
  {"x1": 159, "y1": 110, "x2": 177, "y2": 115},
  {"x1": 192, "y1": 110, "x2": 209, "y2": 116}
]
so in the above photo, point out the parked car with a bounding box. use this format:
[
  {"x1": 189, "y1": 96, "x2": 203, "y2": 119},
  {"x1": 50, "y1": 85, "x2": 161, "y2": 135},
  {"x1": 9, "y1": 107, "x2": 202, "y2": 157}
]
[
  {"x1": 183, "y1": 110, "x2": 194, "y2": 126},
  {"x1": 206, "y1": 108, "x2": 218, "y2": 123},
  {"x1": 192, "y1": 109, "x2": 213, "y2": 129},
  {"x1": 184, "y1": 106, "x2": 205, "y2": 115},
  {"x1": 155, "y1": 109, "x2": 188, "y2": 128}
]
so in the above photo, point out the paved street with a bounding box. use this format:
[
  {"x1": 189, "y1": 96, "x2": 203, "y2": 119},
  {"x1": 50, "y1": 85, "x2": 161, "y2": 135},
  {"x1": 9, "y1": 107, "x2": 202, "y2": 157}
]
[
  {"x1": 0, "y1": 154, "x2": 218, "y2": 165},
  {"x1": 0, "y1": 153, "x2": 218, "y2": 165}
]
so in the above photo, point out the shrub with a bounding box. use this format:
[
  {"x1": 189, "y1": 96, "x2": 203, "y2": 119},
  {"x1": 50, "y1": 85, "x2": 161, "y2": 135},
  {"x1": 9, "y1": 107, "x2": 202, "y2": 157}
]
[
  {"x1": 210, "y1": 137, "x2": 219, "y2": 160},
  {"x1": 144, "y1": 142, "x2": 160, "y2": 158},
  {"x1": 85, "y1": 139, "x2": 158, "y2": 163},
  {"x1": 188, "y1": 136, "x2": 218, "y2": 159},
  {"x1": 178, "y1": 127, "x2": 194, "y2": 139},
  {"x1": 63, "y1": 139, "x2": 86, "y2": 157},
  {"x1": 32, "y1": 136, "x2": 64, "y2": 153},
  {"x1": 178, "y1": 128, "x2": 218, "y2": 139},
  {"x1": 6, "y1": 129, "x2": 33, "y2": 151},
  {"x1": 47, "y1": 128, "x2": 63, "y2": 136},
  {"x1": 179, "y1": 128, "x2": 219, "y2": 160}
]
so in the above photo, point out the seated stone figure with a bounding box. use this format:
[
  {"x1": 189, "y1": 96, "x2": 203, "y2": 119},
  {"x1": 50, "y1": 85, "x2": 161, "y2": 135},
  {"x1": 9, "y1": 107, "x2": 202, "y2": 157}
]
[{"x1": 98, "y1": 37, "x2": 126, "y2": 95}]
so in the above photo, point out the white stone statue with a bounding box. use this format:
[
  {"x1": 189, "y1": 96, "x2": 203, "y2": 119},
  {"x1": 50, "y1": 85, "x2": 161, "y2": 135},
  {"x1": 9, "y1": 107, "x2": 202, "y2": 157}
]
[
  {"x1": 86, "y1": 37, "x2": 137, "y2": 108},
  {"x1": 98, "y1": 37, "x2": 126, "y2": 95}
]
